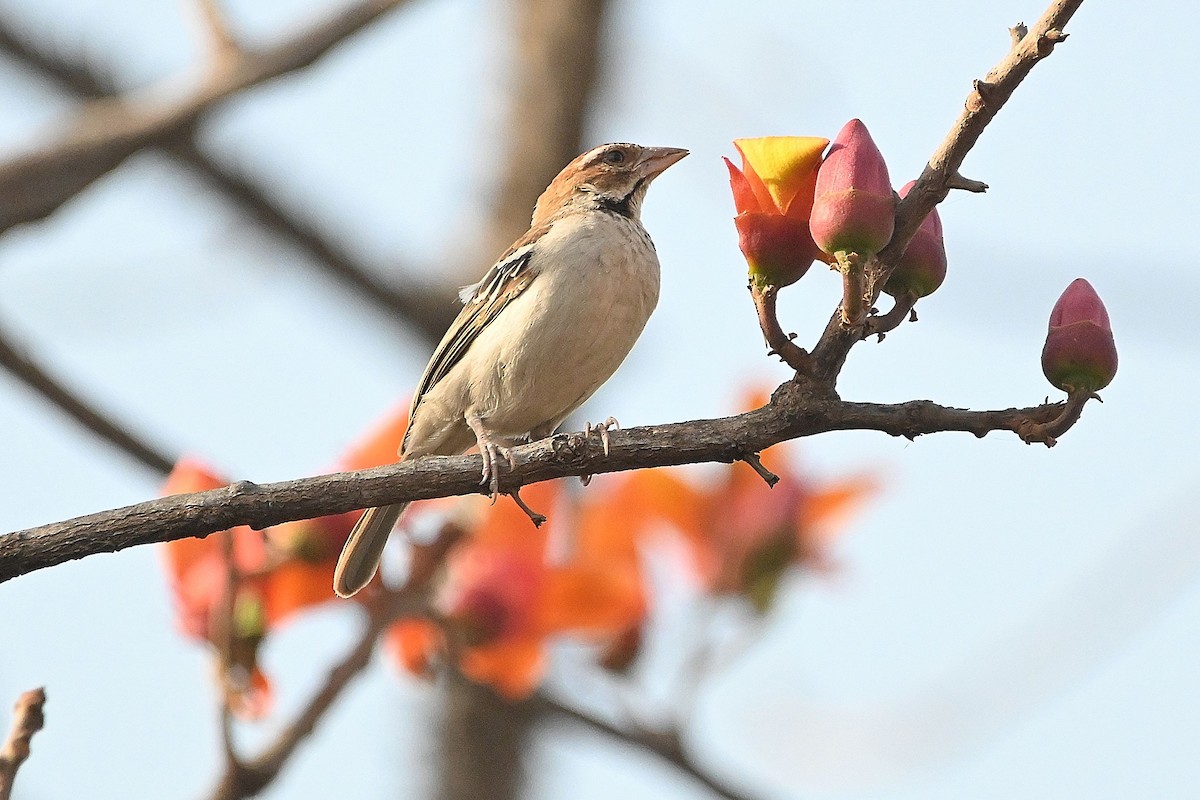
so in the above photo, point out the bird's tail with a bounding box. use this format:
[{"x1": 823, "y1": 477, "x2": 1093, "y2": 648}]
[{"x1": 333, "y1": 502, "x2": 409, "y2": 598}]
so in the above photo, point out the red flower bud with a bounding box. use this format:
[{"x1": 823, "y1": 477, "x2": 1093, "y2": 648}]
[
  {"x1": 884, "y1": 180, "x2": 947, "y2": 298},
  {"x1": 809, "y1": 119, "x2": 895, "y2": 258},
  {"x1": 1041, "y1": 278, "x2": 1118, "y2": 392}
]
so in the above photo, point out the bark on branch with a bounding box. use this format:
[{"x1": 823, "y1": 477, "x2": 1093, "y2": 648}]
[{"x1": 0, "y1": 380, "x2": 1065, "y2": 584}]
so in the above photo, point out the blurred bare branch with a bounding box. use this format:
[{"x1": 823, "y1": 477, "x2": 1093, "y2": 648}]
[
  {"x1": 534, "y1": 693, "x2": 756, "y2": 800},
  {"x1": 0, "y1": 688, "x2": 45, "y2": 800},
  {"x1": 0, "y1": 322, "x2": 176, "y2": 474},
  {"x1": 209, "y1": 565, "x2": 433, "y2": 799},
  {"x1": 161, "y1": 136, "x2": 460, "y2": 342},
  {"x1": 469, "y1": 0, "x2": 610, "y2": 269},
  {"x1": 0, "y1": 2, "x2": 458, "y2": 344},
  {"x1": 0, "y1": 0, "x2": 416, "y2": 233},
  {"x1": 191, "y1": 0, "x2": 239, "y2": 64}
]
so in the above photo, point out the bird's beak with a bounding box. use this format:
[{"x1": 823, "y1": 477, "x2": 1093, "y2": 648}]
[{"x1": 636, "y1": 146, "x2": 689, "y2": 181}]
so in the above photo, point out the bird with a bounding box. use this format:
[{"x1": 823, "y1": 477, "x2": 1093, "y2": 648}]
[{"x1": 333, "y1": 142, "x2": 688, "y2": 597}]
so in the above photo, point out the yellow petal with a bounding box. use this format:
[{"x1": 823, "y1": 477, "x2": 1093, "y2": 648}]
[{"x1": 734, "y1": 136, "x2": 829, "y2": 216}]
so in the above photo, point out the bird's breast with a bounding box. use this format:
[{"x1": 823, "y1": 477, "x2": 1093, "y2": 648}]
[{"x1": 470, "y1": 211, "x2": 661, "y2": 436}]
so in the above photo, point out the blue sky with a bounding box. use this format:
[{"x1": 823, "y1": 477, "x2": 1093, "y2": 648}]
[{"x1": 1, "y1": 1, "x2": 1198, "y2": 798}]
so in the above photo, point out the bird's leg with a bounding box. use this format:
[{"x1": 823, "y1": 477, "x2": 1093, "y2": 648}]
[
  {"x1": 466, "y1": 413, "x2": 515, "y2": 499},
  {"x1": 579, "y1": 417, "x2": 620, "y2": 486},
  {"x1": 507, "y1": 487, "x2": 547, "y2": 527}
]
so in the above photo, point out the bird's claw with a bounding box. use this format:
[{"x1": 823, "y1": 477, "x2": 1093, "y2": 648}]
[
  {"x1": 579, "y1": 417, "x2": 620, "y2": 486},
  {"x1": 479, "y1": 442, "x2": 515, "y2": 499},
  {"x1": 583, "y1": 416, "x2": 621, "y2": 457}
]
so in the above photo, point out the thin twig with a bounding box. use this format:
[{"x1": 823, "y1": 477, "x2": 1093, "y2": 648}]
[
  {"x1": 534, "y1": 693, "x2": 757, "y2": 800},
  {"x1": 508, "y1": 488, "x2": 548, "y2": 527},
  {"x1": 864, "y1": 290, "x2": 919, "y2": 340},
  {"x1": 0, "y1": 383, "x2": 1069, "y2": 583},
  {"x1": 739, "y1": 452, "x2": 779, "y2": 488},
  {"x1": 0, "y1": 688, "x2": 46, "y2": 800}
]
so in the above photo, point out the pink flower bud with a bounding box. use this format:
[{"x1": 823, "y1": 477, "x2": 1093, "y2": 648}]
[
  {"x1": 1041, "y1": 279, "x2": 1118, "y2": 392},
  {"x1": 809, "y1": 119, "x2": 895, "y2": 258},
  {"x1": 884, "y1": 180, "x2": 947, "y2": 298}
]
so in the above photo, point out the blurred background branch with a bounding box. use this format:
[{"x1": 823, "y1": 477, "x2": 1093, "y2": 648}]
[
  {"x1": 0, "y1": 688, "x2": 45, "y2": 800},
  {"x1": 0, "y1": 322, "x2": 175, "y2": 473},
  {"x1": 0, "y1": 2, "x2": 456, "y2": 344}
]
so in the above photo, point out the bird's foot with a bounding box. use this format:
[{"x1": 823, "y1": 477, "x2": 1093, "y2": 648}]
[
  {"x1": 467, "y1": 414, "x2": 516, "y2": 499},
  {"x1": 583, "y1": 416, "x2": 621, "y2": 456},
  {"x1": 579, "y1": 417, "x2": 620, "y2": 486},
  {"x1": 508, "y1": 487, "x2": 547, "y2": 527},
  {"x1": 480, "y1": 441, "x2": 516, "y2": 499}
]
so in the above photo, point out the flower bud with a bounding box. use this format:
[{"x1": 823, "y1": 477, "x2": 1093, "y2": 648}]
[
  {"x1": 809, "y1": 119, "x2": 895, "y2": 258},
  {"x1": 884, "y1": 180, "x2": 947, "y2": 298},
  {"x1": 1041, "y1": 278, "x2": 1118, "y2": 392}
]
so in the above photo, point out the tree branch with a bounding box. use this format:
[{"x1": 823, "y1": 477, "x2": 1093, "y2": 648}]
[
  {"x1": 0, "y1": 321, "x2": 176, "y2": 475},
  {"x1": 0, "y1": 381, "x2": 1065, "y2": 583},
  {"x1": 209, "y1": 590, "x2": 423, "y2": 800},
  {"x1": 0, "y1": 688, "x2": 46, "y2": 800},
  {"x1": 810, "y1": 0, "x2": 1085, "y2": 381},
  {"x1": 0, "y1": 13, "x2": 457, "y2": 344},
  {"x1": 161, "y1": 135, "x2": 460, "y2": 343},
  {"x1": 534, "y1": 693, "x2": 755, "y2": 800},
  {"x1": 468, "y1": 0, "x2": 611, "y2": 271},
  {"x1": 192, "y1": 0, "x2": 240, "y2": 64},
  {"x1": 0, "y1": 0, "x2": 414, "y2": 237}
]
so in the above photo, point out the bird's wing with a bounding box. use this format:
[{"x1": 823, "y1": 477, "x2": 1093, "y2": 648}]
[{"x1": 403, "y1": 224, "x2": 549, "y2": 448}]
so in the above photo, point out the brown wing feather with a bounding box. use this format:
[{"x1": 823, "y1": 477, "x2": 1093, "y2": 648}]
[{"x1": 401, "y1": 223, "x2": 550, "y2": 453}]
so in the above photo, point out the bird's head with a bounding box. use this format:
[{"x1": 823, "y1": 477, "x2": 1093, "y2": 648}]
[{"x1": 534, "y1": 143, "x2": 689, "y2": 224}]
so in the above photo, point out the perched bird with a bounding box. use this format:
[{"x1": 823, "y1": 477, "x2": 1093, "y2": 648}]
[{"x1": 333, "y1": 142, "x2": 688, "y2": 597}]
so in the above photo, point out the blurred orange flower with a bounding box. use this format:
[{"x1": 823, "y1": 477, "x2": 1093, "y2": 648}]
[
  {"x1": 596, "y1": 391, "x2": 876, "y2": 612},
  {"x1": 159, "y1": 404, "x2": 417, "y2": 717},
  {"x1": 160, "y1": 458, "x2": 275, "y2": 718},
  {"x1": 387, "y1": 481, "x2": 648, "y2": 698}
]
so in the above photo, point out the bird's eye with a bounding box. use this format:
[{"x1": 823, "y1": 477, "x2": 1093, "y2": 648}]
[{"x1": 604, "y1": 149, "x2": 627, "y2": 165}]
